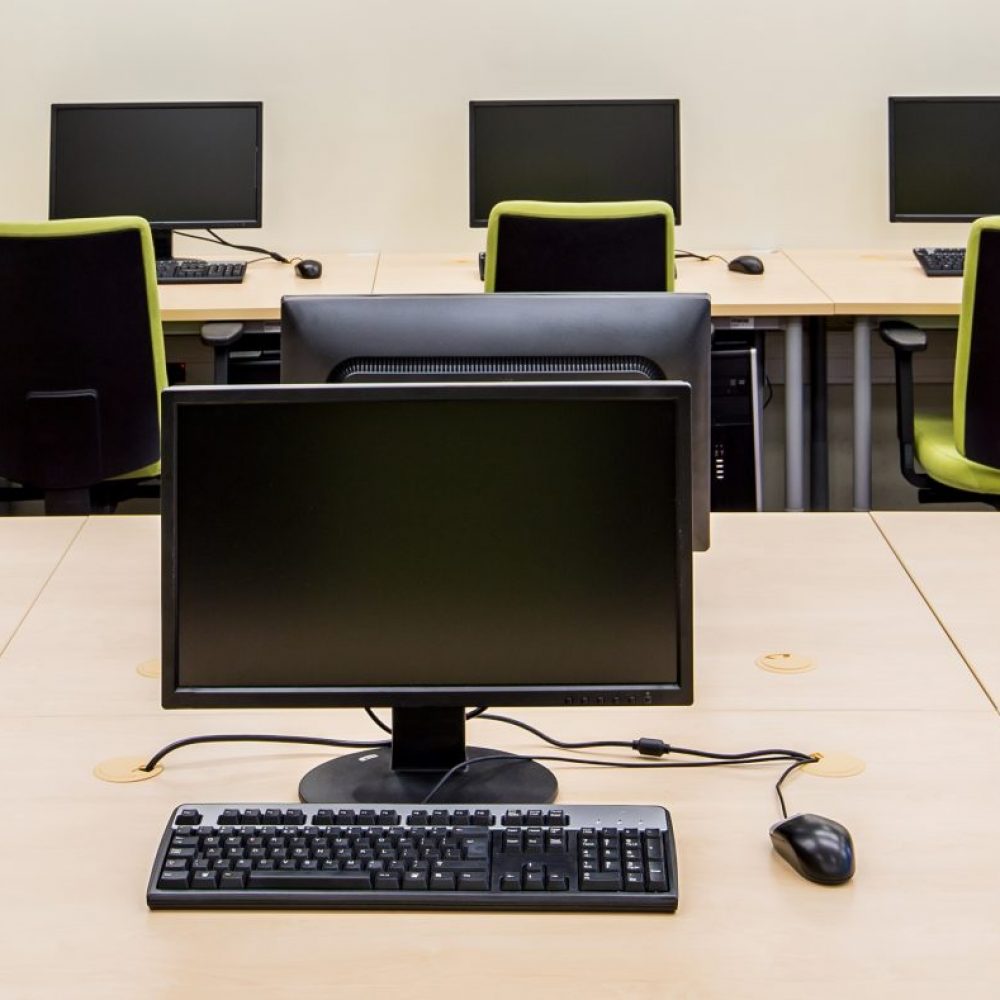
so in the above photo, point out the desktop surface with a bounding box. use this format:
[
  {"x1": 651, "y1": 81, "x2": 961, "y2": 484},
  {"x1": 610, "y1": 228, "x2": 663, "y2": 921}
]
[{"x1": 0, "y1": 514, "x2": 996, "y2": 996}]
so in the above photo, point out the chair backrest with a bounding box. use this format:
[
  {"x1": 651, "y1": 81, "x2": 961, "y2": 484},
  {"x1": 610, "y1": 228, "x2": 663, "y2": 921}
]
[
  {"x1": 0, "y1": 217, "x2": 167, "y2": 490},
  {"x1": 954, "y1": 216, "x2": 1000, "y2": 468},
  {"x1": 484, "y1": 200, "x2": 675, "y2": 293}
]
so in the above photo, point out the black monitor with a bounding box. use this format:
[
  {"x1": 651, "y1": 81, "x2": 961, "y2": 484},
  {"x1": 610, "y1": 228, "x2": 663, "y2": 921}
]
[
  {"x1": 49, "y1": 102, "x2": 262, "y2": 259},
  {"x1": 469, "y1": 100, "x2": 681, "y2": 227},
  {"x1": 162, "y1": 381, "x2": 693, "y2": 804},
  {"x1": 280, "y1": 292, "x2": 711, "y2": 551},
  {"x1": 889, "y1": 97, "x2": 1000, "y2": 221}
]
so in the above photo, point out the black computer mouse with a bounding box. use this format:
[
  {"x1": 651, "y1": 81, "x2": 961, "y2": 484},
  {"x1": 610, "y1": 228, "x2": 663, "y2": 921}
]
[
  {"x1": 728, "y1": 254, "x2": 765, "y2": 275},
  {"x1": 295, "y1": 259, "x2": 323, "y2": 279},
  {"x1": 769, "y1": 813, "x2": 855, "y2": 885}
]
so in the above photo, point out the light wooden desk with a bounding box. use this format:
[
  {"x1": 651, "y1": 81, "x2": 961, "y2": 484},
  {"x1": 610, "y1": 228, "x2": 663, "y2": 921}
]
[
  {"x1": 158, "y1": 252, "x2": 379, "y2": 322},
  {"x1": 0, "y1": 514, "x2": 996, "y2": 998},
  {"x1": 374, "y1": 252, "x2": 835, "y2": 511},
  {"x1": 0, "y1": 516, "x2": 83, "y2": 652},
  {"x1": 873, "y1": 511, "x2": 1000, "y2": 711},
  {"x1": 785, "y1": 249, "x2": 963, "y2": 510},
  {"x1": 2, "y1": 514, "x2": 987, "y2": 719}
]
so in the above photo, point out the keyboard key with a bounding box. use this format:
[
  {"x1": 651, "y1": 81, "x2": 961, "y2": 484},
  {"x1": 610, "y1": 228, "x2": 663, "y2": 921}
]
[{"x1": 249, "y1": 871, "x2": 372, "y2": 890}]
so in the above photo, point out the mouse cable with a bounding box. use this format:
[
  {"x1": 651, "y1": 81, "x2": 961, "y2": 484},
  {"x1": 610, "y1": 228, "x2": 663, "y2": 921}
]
[
  {"x1": 775, "y1": 758, "x2": 816, "y2": 818},
  {"x1": 173, "y1": 228, "x2": 294, "y2": 265},
  {"x1": 366, "y1": 706, "x2": 812, "y2": 767},
  {"x1": 420, "y1": 750, "x2": 816, "y2": 806},
  {"x1": 476, "y1": 710, "x2": 813, "y2": 764},
  {"x1": 137, "y1": 732, "x2": 389, "y2": 773},
  {"x1": 676, "y1": 249, "x2": 730, "y2": 265}
]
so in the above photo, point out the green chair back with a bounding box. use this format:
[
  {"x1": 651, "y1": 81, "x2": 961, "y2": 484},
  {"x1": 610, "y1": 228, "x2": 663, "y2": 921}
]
[
  {"x1": 954, "y1": 216, "x2": 1000, "y2": 468},
  {"x1": 0, "y1": 217, "x2": 167, "y2": 508},
  {"x1": 484, "y1": 200, "x2": 675, "y2": 293}
]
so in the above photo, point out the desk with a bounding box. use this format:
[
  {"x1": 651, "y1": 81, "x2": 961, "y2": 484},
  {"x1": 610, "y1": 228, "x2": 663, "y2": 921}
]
[
  {"x1": 0, "y1": 516, "x2": 82, "y2": 651},
  {"x1": 0, "y1": 514, "x2": 996, "y2": 997},
  {"x1": 785, "y1": 250, "x2": 963, "y2": 510},
  {"x1": 158, "y1": 253, "x2": 379, "y2": 322},
  {"x1": 873, "y1": 511, "x2": 1000, "y2": 711},
  {"x1": 374, "y1": 252, "x2": 835, "y2": 511}
]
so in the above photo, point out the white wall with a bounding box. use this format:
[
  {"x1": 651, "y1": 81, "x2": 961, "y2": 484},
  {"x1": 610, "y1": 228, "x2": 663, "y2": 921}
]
[{"x1": 2, "y1": 0, "x2": 998, "y2": 255}]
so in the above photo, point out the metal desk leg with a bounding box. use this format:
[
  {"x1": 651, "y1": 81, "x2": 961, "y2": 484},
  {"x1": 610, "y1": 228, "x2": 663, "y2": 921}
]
[
  {"x1": 853, "y1": 316, "x2": 873, "y2": 510},
  {"x1": 809, "y1": 318, "x2": 829, "y2": 511},
  {"x1": 784, "y1": 317, "x2": 805, "y2": 511}
]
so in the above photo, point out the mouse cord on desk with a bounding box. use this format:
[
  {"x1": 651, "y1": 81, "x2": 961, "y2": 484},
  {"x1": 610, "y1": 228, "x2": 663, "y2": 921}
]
[
  {"x1": 676, "y1": 249, "x2": 731, "y2": 265},
  {"x1": 775, "y1": 758, "x2": 817, "y2": 819},
  {"x1": 420, "y1": 750, "x2": 817, "y2": 805},
  {"x1": 174, "y1": 228, "x2": 293, "y2": 265}
]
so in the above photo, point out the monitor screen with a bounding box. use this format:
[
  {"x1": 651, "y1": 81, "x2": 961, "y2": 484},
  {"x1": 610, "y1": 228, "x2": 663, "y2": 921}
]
[
  {"x1": 49, "y1": 102, "x2": 262, "y2": 233},
  {"x1": 162, "y1": 382, "x2": 693, "y2": 802},
  {"x1": 889, "y1": 97, "x2": 1000, "y2": 221},
  {"x1": 469, "y1": 100, "x2": 681, "y2": 227},
  {"x1": 280, "y1": 292, "x2": 711, "y2": 551}
]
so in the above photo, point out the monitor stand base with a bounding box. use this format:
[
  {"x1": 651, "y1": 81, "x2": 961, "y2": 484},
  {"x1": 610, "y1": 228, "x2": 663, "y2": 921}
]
[{"x1": 298, "y1": 746, "x2": 557, "y2": 804}]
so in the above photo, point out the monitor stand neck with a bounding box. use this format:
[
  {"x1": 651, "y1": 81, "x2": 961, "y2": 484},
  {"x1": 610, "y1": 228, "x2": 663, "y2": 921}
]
[
  {"x1": 298, "y1": 705, "x2": 557, "y2": 805},
  {"x1": 152, "y1": 229, "x2": 175, "y2": 261}
]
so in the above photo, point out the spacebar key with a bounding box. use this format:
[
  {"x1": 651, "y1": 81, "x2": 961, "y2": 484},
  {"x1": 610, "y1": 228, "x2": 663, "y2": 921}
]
[{"x1": 248, "y1": 871, "x2": 372, "y2": 890}]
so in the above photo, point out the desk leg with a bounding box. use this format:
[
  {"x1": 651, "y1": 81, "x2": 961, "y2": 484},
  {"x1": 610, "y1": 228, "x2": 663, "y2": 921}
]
[
  {"x1": 784, "y1": 317, "x2": 805, "y2": 511},
  {"x1": 853, "y1": 316, "x2": 872, "y2": 510}
]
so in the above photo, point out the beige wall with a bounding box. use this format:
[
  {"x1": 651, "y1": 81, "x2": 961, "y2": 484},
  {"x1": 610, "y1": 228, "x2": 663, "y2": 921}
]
[{"x1": 2, "y1": 0, "x2": 998, "y2": 255}]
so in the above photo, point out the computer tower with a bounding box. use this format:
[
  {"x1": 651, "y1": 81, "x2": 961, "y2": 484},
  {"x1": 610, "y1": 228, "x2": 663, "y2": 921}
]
[{"x1": 710, "y1": 340, "x2": 763, "y2": 512}]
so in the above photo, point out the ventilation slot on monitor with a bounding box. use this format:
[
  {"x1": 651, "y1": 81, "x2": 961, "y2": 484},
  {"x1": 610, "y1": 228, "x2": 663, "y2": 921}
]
[{"x1": 331, "y1": 355, "x2": 664, "y2": 383}]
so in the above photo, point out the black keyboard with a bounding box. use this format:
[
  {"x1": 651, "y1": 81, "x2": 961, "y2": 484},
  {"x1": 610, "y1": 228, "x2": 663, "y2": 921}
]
[
  {"x1": 913, "y1": 247, "x2": 965, "y2": 276},
  {"x1": 156, "y1": 259, "x2": 246, "y2": 284},
  {"x1": 147, "y1": 802, "x2": 678, "y2": 912}
]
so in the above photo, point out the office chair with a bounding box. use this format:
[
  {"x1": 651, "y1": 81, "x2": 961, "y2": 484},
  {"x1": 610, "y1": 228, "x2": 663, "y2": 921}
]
[
  {"x1": 880, "y1": 215, "x2": 1000, "y2": 508},
  {"x1": 484, "y1": 200, "x2": 675, "y2": 292},
  {"x1": 0, "y1": 217, "x2": 167, "y2": 514}
]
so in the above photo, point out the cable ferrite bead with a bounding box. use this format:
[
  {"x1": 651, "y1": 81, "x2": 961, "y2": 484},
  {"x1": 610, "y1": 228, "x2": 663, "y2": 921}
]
[{"x1": 634, "y1": 738, "x2": 669, "y2": 757}]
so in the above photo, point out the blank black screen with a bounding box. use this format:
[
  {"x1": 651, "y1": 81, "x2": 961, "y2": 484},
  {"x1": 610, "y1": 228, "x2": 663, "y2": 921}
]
[
  {"x1": 470, "y1": 101, "x2": 680, "y2": 226},
  {"x1": 174, "y1": 396, "x2": 681, "y2": 692},
  {"x1": 890, "y1": 98, "x2": 1000, "y2": 220},
  {"x1": 50, "y1": 103, "x2": 261, "y2": 227}
]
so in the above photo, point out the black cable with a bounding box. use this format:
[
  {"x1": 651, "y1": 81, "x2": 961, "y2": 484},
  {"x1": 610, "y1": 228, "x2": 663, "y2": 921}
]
[
  {"x1": 363, "y1": 708, "x2": 393, "y2": 735},
  {"x1": 174, "y1": 228, "x2": 293, "y2": 265},
  {"x1": 775, "y1": 758, "x2": 815, "y2": 819},
  {"x1": 478, "y1": 712, "x2": 812, "y2": 764},
  {"x1": 676, "y1": 249, "x2": 731, "y2": 265},
  {"x1": 420, "y1": 750, "x2": 815, "y2": 805},
  {"x1": 364, "y1": 706, "x2": 491, "y2": 735},
  {"x1": 139, "y1": 733, "x2": 389, "y2": 773},
  {"x1": 763, "y1": 373, "x2": 774, "y2": 408}
]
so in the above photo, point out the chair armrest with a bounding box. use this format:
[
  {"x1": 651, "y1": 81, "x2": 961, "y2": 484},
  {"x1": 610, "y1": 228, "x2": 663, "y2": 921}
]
[
  {"x1": 877, "y1": 323, "x2": 930, "y2": 488},
  {"x1": 199, "y1": 322, "x2": 245, "y2": 348},
  {"x1": 878, "y1": 320, "x2": 928, "y2": 353}
]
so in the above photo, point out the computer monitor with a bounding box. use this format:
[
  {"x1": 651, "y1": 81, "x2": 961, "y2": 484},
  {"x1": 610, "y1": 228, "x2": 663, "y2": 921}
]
[
  {"x1": 280, "y1": 292, "x2": 711, "y2": 551},
  {"x1": 49, "y1": 102, "x2": 262, "y2": 259},
  {"x1": 469, "y1": 100, "x2": 681, "y2": 227},
  {"x1": 162, "y1": 380, "x2": 694, "y2": 804},
  {"x1": 889, "y1": 97, "x2": 1000, "y2": 221}
]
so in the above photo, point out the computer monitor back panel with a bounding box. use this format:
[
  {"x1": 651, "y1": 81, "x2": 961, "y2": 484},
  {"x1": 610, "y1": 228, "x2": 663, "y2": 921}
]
[
  {"x1": 280, "y1": 293, "x2": 711, "y2": 550},
  {"x1": 49, "y1": 102, "x2": 262, "y2": 232},
  {"x1": 162, "y1": 382, "x2": 693, "y2": 710},
  {"x1": 889, "y1": 97, "x2": 1000, "y2": 221},
  {"x1": 469, "y1": 100, "x2": 681, "y2": 226}
]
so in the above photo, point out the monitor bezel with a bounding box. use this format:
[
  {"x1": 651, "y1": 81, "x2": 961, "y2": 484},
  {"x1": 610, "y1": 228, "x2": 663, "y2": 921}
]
[
  {"x1": 49, "y1": 101, "x2": 263, "y2": 229},
  {"x1": 161, "y1": 380, "x2": 694, "y2": 710},
  {"x1": 888, "y1": 95, "x2": 1000, "y2": 222},
  {"x1": 468, "y1": 98, "x2": 682, "y2": 227}
]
